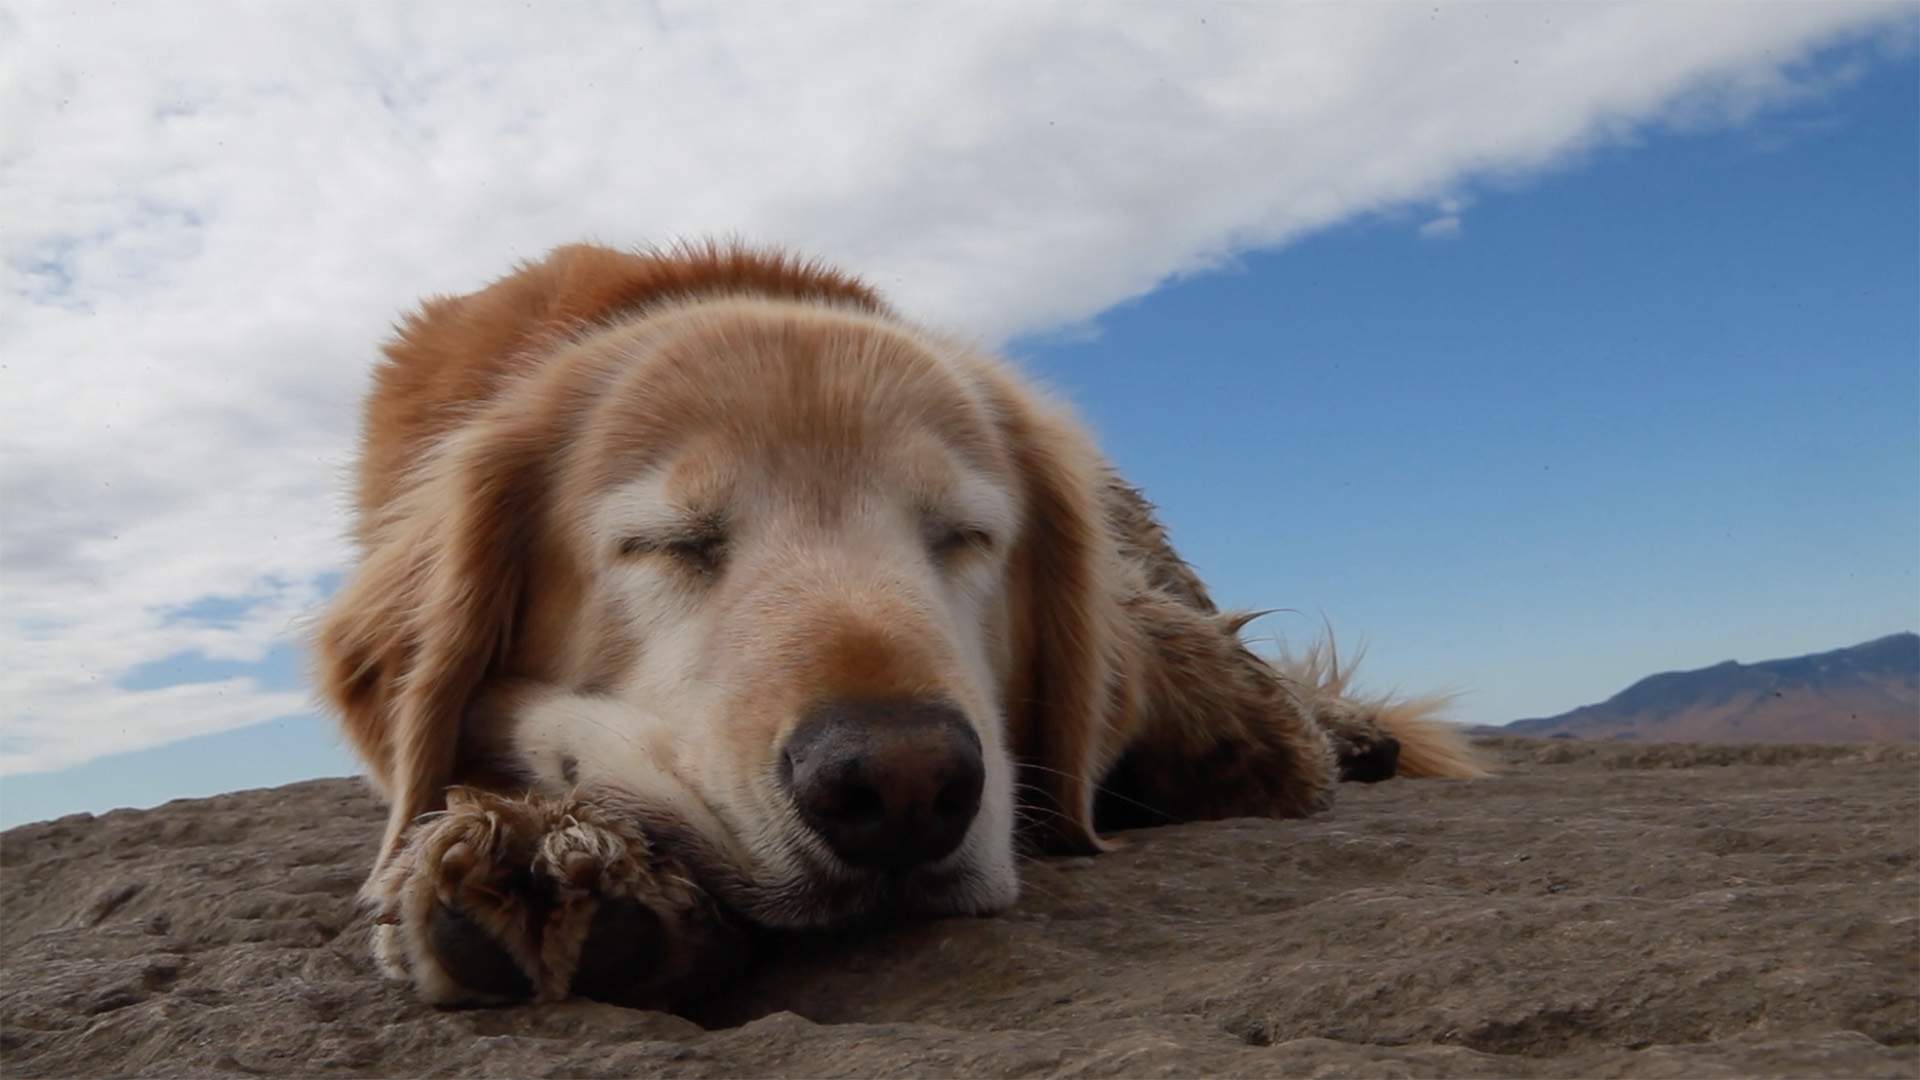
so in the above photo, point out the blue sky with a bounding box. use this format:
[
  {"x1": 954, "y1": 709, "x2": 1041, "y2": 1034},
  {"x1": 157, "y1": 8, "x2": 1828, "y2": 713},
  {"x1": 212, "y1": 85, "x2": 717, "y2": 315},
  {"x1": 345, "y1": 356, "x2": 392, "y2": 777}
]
[
  {"x1": 3, "y1": 6, "x2": 1915, "y2": 827},
  {"x1": 1016, "y1": 44, "x2": 1919, "y2": 731}
]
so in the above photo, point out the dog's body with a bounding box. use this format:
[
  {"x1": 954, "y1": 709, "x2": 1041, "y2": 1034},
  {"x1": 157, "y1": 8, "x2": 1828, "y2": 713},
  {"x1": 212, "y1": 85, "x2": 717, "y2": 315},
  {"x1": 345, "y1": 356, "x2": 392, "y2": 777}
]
[{"x1": 315, "y1": 242, "x2": 1485, "y2": 1006}]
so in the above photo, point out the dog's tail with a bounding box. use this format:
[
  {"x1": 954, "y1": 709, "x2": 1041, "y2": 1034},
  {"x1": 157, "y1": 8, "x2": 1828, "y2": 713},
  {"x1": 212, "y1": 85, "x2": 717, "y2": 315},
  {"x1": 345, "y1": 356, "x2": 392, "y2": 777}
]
[
  {"x1": 1273, "y1": 634, "x2": 1492, "y2": 781},
  {"x1": 1368, "y1": 694, "x2": 1491, "y2": 779}
]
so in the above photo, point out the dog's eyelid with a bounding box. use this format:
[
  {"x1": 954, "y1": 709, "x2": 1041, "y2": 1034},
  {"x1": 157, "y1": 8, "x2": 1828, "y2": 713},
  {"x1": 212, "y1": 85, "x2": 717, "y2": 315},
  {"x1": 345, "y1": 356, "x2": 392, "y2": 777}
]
[
  {"x1": 614, "y1": 517, "x2": 728, "y2": 571},
  {"x1": 926, "y1": 519, "x2": 995, "y2": 556}
]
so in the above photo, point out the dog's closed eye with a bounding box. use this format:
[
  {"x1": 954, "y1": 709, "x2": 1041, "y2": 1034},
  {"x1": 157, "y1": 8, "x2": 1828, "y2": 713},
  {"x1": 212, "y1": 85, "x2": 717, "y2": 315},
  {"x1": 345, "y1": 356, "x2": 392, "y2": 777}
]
[
  {"x1": 927, "y1": 523, "x2": 994, "y2": 561},
  {"x1": 618, "y1": 531, "x2": 728, "y2": 575}
]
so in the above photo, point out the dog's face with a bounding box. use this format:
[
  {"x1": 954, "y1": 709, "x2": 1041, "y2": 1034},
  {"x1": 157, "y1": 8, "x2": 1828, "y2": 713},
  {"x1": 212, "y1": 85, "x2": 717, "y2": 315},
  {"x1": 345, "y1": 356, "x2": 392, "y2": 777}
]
[{"x1": 540, "y1": 301, "x2": 1025, "y2": 927}]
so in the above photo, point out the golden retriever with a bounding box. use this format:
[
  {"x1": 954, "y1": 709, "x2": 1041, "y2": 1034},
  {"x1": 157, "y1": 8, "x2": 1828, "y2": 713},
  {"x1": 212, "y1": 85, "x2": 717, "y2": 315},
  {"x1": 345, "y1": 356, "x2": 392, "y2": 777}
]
[{"x1": 314, "y1": 241, "x2": 1486, "y2": 1006}]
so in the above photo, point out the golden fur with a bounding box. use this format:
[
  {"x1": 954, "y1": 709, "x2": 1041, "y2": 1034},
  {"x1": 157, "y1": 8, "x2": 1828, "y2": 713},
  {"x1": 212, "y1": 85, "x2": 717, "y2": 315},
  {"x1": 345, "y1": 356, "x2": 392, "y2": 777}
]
[{"x1": 314, "y1": 241, "x2": 1487, "y2": 1005}]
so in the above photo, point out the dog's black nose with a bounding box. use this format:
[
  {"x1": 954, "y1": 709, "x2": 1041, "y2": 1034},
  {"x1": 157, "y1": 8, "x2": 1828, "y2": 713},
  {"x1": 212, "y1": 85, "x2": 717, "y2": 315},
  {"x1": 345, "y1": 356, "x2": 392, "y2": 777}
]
[{"x1": 780, "y1": 698, "x2": 984, "y2": 870}]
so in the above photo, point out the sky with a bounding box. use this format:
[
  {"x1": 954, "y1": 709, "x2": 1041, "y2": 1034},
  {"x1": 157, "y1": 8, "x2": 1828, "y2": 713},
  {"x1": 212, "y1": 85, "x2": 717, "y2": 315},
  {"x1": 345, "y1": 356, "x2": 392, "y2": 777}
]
[{"x1": 3, "y1": 3, "x2": 1916, "y2": 827}]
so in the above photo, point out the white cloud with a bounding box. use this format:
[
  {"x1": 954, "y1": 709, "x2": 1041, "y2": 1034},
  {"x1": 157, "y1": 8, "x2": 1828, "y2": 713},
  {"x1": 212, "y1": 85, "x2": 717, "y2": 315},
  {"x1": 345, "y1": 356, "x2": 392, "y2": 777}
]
[
  {"x1": 0, "y1": 1, "x2": 1906, "y2": 773},
  {"x1": 1419, "y1": 215, "x2": 1464, "y2": 240}
]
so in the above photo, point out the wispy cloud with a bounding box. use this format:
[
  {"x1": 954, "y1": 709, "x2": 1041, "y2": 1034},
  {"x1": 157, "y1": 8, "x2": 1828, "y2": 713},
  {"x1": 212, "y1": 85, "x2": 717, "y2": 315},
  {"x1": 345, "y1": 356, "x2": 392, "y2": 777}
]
[{"x1": 1, "y1": 2, "x2": 1906, "y2": 773}]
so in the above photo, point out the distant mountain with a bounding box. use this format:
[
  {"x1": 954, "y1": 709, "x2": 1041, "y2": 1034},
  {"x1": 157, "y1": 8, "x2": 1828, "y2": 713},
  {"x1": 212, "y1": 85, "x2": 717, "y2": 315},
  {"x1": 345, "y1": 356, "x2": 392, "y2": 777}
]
[{"x1": 1506, "y1": 633, "x2": 1919, "y2": 743}]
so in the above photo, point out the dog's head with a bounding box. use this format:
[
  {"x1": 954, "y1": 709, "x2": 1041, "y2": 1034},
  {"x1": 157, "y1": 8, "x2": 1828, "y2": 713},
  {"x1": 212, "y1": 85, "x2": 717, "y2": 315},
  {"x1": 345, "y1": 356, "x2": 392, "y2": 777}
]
[
  {"x1": 552, "y1": 298, "x2": 1036, "y2": 925},
  {"x1": 318, "y1": 246, "x2": 1126, "y2": 928}
]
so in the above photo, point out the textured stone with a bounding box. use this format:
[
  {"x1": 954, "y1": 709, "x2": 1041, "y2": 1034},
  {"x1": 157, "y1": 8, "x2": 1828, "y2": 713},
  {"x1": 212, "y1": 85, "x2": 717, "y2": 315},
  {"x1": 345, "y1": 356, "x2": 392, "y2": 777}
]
[{"x1": 3, "y1": 737, "x2": 1915, "y2": 1077}]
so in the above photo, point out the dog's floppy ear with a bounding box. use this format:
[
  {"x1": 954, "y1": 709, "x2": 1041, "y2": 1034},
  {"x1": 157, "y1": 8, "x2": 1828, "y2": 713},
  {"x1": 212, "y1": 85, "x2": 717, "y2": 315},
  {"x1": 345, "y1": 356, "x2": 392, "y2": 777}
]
[
  {"x1": 989, "y1": 378, "x2": 1129, "y2": 855},
  {"x1": 314, "y1": 416, "x2": 546, "y2": 872}
]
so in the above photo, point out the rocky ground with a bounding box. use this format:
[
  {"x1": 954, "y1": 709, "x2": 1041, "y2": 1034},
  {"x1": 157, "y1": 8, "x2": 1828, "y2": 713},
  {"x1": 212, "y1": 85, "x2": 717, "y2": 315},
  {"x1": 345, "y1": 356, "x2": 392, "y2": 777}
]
[{"x1": 3, "y1": 737, "x2": 1916, "y2": 1078}]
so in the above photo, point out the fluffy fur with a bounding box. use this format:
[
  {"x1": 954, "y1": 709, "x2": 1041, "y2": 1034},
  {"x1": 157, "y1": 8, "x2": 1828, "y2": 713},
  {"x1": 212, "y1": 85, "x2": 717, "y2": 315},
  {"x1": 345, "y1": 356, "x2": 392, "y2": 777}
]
[{"x1": 314, "y1": 240, "x2": 1488, "y2": 1005}]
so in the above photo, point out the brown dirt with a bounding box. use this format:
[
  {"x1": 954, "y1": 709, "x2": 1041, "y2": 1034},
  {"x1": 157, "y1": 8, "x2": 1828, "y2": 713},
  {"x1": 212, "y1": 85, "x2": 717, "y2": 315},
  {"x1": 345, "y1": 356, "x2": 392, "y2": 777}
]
[{"x1": 4, "y1": 737, "x2": 1916, "y2": 1078}]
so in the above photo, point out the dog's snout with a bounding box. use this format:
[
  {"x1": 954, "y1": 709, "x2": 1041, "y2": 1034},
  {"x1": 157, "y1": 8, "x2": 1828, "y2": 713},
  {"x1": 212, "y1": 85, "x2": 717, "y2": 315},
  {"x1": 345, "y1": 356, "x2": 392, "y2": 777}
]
[{"x1": 781, "y1": 698, "x2": 984, "y2": 870}]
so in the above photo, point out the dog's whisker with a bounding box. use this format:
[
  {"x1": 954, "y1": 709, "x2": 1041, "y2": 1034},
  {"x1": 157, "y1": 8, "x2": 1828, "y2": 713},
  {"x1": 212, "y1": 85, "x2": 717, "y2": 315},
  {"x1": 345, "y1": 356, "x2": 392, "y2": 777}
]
[
  {"x1": 572, "y1": 712, "x2": 638, "y2": 749},
  {"x1": 1004, "y1": 871, "x2": 1068, "y2": 907},
  {"x1": 1017, "y1": 762, "x2": 1177, "y2": 823}
]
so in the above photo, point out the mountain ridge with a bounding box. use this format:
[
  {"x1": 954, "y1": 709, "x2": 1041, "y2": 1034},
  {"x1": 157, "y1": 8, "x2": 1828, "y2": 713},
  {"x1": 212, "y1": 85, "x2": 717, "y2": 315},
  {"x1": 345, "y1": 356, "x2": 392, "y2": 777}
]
[{"x1": 1506, "y1": 632, "x2": 1918, "y2": 743}]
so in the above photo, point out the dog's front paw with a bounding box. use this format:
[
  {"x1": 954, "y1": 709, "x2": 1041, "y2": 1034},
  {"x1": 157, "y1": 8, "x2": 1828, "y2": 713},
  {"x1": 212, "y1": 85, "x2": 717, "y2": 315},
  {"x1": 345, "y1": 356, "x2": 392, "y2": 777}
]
[{"x1": 368, "y1": 788, "x2": 745, "y2": 1007}]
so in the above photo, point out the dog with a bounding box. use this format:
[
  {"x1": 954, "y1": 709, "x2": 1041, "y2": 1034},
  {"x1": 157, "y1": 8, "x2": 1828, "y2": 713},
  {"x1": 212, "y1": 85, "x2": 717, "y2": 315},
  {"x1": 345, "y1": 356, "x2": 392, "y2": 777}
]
[{"x1": 313, "y1": 241, "x2": 1487, "y2": 1007}]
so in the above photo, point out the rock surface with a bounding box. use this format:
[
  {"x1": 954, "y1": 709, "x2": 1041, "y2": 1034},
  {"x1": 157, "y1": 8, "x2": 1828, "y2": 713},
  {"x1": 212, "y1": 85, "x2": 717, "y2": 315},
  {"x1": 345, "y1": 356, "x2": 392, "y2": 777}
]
[{"x1": 4, "y1": 737, "x2": 1916, "y2": 1078}]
